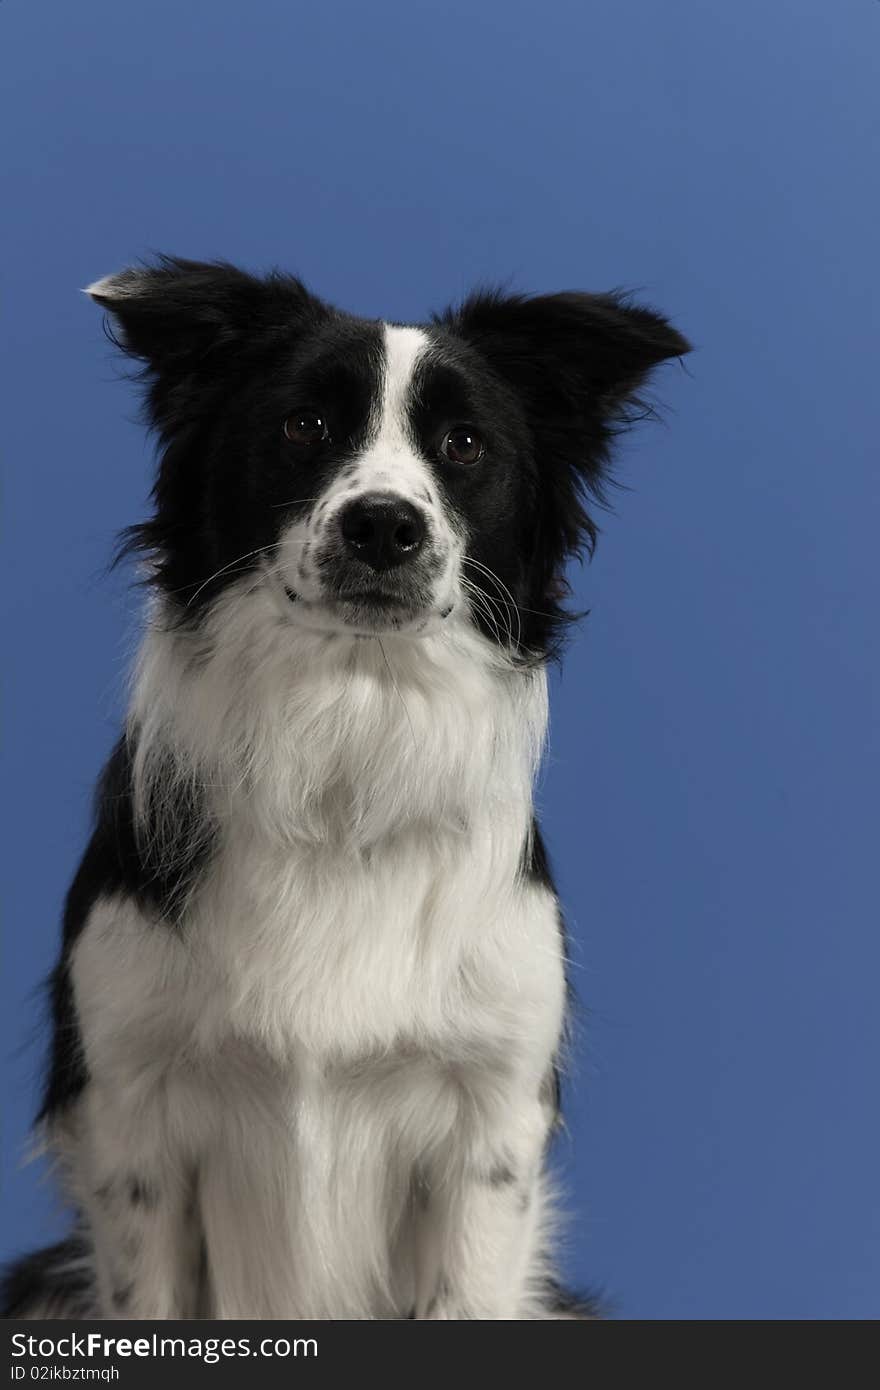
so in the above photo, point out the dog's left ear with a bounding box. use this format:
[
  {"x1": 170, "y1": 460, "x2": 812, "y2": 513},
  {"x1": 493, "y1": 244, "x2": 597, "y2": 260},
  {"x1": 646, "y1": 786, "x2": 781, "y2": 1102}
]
[
  {"x1": 437, "y1": 287, "x2": 690, "y2": 558},
  {"x1": 440, "y1": 287, "x2": 689, "y2": 418}
]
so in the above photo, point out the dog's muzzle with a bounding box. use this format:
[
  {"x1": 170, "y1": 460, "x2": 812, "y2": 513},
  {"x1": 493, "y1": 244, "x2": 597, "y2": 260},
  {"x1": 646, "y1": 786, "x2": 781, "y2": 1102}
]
[{"x1": 293, "y1": 490, "x2": 446, "y2": 631}]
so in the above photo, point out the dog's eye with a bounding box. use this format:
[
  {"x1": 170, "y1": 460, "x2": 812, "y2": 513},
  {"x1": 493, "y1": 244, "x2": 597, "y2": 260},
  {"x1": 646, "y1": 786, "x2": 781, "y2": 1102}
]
[
  {"x1": 283, "y1": 409, "x2": 329, "y2": 447},
  {"x1": 440, "y1": 426, "x2": 484, "y2": 466}
]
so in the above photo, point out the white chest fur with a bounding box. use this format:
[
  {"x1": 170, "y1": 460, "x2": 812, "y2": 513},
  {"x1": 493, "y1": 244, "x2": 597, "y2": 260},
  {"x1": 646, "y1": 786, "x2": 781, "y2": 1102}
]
[{"x1": 75, "y1": 586, "x2": 563, "y2": 1072}]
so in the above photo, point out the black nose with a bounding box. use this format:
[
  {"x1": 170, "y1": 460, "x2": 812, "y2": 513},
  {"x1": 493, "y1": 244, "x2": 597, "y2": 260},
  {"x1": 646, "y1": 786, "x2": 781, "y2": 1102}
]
[{"x1": 338, "y1": 494, "x2": 427, "y2": 571}]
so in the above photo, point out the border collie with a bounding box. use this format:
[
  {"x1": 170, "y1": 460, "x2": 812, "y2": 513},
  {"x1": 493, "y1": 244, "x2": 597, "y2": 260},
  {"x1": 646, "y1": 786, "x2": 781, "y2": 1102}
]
[{"x1": 3, "y1": 259, "x2": 688, "y2": 1319}]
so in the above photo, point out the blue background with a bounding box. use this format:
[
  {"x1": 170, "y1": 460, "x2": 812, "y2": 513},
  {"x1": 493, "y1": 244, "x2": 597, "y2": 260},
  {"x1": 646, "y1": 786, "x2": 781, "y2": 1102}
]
[{"x1": 2, "y1": 1, "x2": 878, "y2": 1320}]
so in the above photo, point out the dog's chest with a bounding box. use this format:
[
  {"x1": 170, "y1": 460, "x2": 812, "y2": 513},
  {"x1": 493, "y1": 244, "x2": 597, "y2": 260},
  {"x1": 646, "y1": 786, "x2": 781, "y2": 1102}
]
[
  {"x1": 186, "y1": 814, "x2": 547, "y2": 1059},
  {"x1": 106, "y1": 618, "x2": 558, "y2": 1067},
  {"x1": 73, "y1": 810, "x2": 561, "y2": 1084}
]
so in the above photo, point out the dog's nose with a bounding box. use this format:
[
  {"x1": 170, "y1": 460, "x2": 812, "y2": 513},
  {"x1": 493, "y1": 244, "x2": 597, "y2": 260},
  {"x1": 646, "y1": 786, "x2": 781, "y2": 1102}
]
[{"x1": 339, "y1": 494, "x2": 427, "y2": 571}]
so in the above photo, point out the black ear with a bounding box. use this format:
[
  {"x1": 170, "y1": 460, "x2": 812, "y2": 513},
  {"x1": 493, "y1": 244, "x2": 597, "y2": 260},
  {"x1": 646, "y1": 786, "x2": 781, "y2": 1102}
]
[
  {"x1": 85, "y1": 255, "x2": 327, "y2": 432},
  {"x1": 440, "y1": 288, "x2": 689, "y2": 412},
  {"x1": 437, "y1": 287, "x2": 690, "y2": 556}
]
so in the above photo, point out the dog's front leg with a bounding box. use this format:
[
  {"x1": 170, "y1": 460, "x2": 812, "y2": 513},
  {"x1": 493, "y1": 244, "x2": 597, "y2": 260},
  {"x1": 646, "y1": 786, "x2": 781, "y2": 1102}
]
[
  {"x1": 415, "y1": 1090, "x2": 551, "y2": 1320},
  {"x1": 78, "y1": 1081, "x2": 202, "y2": 1319}
]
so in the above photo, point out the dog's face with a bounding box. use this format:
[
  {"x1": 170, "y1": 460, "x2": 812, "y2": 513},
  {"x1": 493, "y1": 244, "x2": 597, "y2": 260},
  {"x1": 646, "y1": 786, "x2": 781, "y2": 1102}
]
[
  {"x1": 89, "y1": 258, "x2": 688, "y2": 656},
  {"x1": 246, "y1": 318, "x2": 529, "y2": 643}
]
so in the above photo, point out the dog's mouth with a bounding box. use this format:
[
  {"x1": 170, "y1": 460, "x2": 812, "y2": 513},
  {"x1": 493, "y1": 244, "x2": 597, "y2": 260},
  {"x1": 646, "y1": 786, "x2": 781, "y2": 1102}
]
[
  {"x1": 333, "y1": 591, "x2": 411, "y2": 610},
  {"x1": 283, "y1": 584, "x2": 446, "y2": 633},
  {"x1": 285, "y1": 585, "x2": 414, "y2": 611}
]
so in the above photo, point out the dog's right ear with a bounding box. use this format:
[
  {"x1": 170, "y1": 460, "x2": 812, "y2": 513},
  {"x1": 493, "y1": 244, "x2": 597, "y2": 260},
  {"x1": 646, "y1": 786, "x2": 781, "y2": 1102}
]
[{"x1": 84, "y1": 256, "x2": 327, "y2": 429}]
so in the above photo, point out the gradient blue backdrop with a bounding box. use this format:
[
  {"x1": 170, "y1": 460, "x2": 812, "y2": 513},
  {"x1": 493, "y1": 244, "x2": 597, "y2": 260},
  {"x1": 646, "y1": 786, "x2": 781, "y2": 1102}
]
[{"x1": 2, "y1": 0, "x2": 878, "y2": 1320}]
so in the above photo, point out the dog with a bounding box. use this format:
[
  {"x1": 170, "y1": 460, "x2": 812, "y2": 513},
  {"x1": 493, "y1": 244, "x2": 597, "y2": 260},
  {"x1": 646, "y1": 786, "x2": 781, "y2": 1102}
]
[{"x1": 2, "y1": 258, "x2": 688, "y2": 1319}]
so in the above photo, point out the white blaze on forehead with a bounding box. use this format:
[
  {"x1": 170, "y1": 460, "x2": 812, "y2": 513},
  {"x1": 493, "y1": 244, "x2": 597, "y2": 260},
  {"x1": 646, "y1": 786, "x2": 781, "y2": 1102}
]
[
  {"x1": 351, "y1": 324, "x2": 432, "y2": 493},
  {"x1": 379, "y1": 325, "x2": 429, "y2": 442}
]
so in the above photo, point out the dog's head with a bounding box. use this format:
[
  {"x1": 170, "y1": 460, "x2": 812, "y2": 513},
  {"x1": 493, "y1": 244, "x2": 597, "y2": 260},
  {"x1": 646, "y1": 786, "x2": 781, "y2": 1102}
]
[{"x1": 88, "y1": 257, "x2": 688, "y2": 658}]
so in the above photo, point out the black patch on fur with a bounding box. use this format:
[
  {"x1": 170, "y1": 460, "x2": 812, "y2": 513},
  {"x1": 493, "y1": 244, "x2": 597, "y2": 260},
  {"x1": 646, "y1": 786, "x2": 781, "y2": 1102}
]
[
  {"x1": 524, "y1": 818, "x2": 555, "y2": 892},
  {"x1": 111, "y1": 1282, "x2": 133, "y2": 1310},
  {"x1": 38, "y1": 735, "x2": 214, "y2": 1121},
  {"x1": 40, "y1": 956, "x2": 89, "y2": 1125},
  {"x1": 526, "y1": 830, "x2": 604, "y2": 1314},
  {"x1": 127, "y1": 1176, "x2": 159, "y2": 1208},
  {"x1": 484, "y1": 1162, "x2": 517, "y2": 1188},
  {"x1": 1, "y1": 1236, "x2": 94, "y2": 1319},
  {"x1": 544, "y1": 1279, "x2": 609, "y2": 1320},
  {"x1": 524, "y1": 820, "x2": 565, "y2": 1129}
]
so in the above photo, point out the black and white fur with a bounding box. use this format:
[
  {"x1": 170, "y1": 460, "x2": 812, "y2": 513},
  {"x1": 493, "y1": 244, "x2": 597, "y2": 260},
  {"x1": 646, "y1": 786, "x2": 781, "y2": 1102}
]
[{"x1": 3, "y1": 260, "x2": 688, "y2": 1319}]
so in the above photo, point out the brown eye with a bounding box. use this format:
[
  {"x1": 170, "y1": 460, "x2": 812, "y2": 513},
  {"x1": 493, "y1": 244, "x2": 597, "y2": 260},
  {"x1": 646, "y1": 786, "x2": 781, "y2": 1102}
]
[
  {"x1": 283, "y1": 409, "x2": 329, "y2": 446},
  {"x1": 440, "y1": 426, "x2": 484, "y2": 466}
]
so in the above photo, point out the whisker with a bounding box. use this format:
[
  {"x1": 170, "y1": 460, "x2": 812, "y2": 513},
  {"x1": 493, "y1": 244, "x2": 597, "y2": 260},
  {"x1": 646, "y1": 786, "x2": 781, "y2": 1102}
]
[
  {"x1": 461, "y1": 557, "x2": 522, "y2": 649},
  {"x1": 461, "y1": 559, "x2": 563, "y2": 625},
  {"x1": 460, "y1": 577, "x2": 509, "y2": 647},
  {"x1": 376, "y1": 638, "x2": 418, "y2": 751},
  {"x1": 461, "y1": 585, "x2": 500, "y2": 644},
  {"x1": 233, "y1": 551, "x2": 318, "y2": 606},
  {"x1": 473, "y1": 581, "x2": 516, "y2": 648},
  {"x1": 175, "y1": 535, "x2": 309, "y2": 608},
  {"x1": 182, "y1": 544, "x2": 284, "y2": 608}
]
